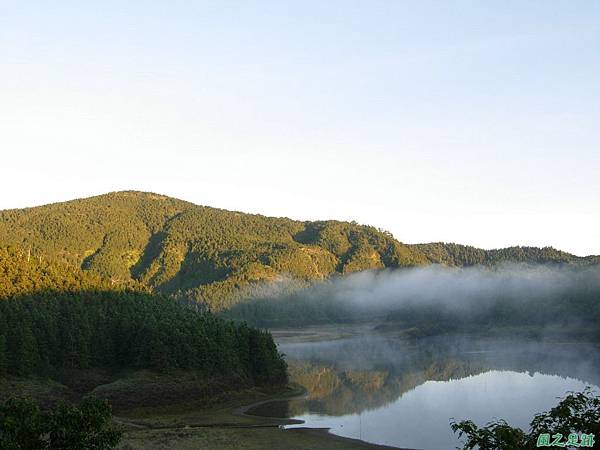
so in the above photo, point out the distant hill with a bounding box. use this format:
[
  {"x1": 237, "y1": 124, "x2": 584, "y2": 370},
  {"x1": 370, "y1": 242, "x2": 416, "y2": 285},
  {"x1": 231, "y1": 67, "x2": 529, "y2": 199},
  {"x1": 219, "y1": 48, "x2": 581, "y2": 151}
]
[
  {"x1": 409, "y1": 242, "x2": 593, "y2": 266},
  {"x1": 0, "y1": 191, "x2": 595, "y2": 308}
]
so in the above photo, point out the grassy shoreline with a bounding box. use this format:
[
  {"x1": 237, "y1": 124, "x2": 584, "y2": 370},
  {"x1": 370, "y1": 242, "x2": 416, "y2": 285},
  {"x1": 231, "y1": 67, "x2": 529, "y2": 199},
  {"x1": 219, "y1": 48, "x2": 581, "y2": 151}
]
[
  {"x1": 0, "y1": 372, "x2": 405, "y2": 449},
  {"x1": 115, "y1": 384, "x2": 404, "y2": 450}
]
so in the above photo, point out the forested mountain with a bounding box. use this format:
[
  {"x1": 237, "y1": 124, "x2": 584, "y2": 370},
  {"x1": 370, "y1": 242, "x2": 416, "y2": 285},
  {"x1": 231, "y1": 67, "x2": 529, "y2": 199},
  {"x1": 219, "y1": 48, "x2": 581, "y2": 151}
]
[
  {"x1": 0, "y1": 191, "x2": 594, "y2": 309},
  {"x1": 0, "y1": 191, "x2": 427, "y2": 308}
]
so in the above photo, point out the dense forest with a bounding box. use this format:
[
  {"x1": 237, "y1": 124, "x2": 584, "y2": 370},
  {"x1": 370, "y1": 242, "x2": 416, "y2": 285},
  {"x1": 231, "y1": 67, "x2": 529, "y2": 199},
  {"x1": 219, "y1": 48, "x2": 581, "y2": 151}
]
[
  {"x1": 0, "y1": 290, "x2": 287, "y2": 385},
  {"x1": 1, "y1": 191, "x2": 596, "y2": 310}
]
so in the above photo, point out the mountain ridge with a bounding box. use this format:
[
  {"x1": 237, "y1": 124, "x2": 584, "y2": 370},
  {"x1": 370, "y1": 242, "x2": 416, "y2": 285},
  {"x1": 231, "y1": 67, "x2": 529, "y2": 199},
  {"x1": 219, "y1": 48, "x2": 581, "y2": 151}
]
[{"x1": 0, "y1": 191, "x2": 596, "y2": 308}]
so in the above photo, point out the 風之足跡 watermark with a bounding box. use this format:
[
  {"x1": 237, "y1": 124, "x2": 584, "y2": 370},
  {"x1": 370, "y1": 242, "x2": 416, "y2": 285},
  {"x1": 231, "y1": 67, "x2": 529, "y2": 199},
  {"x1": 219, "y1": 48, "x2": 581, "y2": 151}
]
[{"x1": 536, "y1": 432, "x2": 595, "y2": 447}]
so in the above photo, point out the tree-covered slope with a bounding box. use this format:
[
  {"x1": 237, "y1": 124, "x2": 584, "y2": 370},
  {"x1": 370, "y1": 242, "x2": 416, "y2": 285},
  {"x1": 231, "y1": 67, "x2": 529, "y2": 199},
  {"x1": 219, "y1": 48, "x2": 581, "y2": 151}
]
[
  {"x1": 0, "y1": 191, "x2": 427, "y2": 308},
  {"x1": 0, "y1": 245, "x2": 119, "y2": 298}
]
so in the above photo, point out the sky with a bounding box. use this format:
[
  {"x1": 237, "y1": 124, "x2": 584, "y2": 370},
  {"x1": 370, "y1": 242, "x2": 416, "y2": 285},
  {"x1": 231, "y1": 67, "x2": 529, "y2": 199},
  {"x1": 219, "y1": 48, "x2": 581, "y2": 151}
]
[{"x1": 1, "y1": 1, "x2": 599, "y2": 256}]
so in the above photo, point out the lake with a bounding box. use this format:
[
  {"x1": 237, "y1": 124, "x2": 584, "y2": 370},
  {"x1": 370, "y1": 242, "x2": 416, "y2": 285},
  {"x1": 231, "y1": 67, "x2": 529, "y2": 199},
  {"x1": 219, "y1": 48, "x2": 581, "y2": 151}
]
[{"x1": 248, "y1": 328, "x2": 600, "y2": 450}]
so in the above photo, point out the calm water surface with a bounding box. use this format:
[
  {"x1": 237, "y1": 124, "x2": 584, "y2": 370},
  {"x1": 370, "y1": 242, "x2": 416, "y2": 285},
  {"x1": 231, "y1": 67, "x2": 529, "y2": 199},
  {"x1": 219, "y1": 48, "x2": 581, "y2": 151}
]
[{"x1": 249, "y1": 331, "x2": 600, "y2": 450}]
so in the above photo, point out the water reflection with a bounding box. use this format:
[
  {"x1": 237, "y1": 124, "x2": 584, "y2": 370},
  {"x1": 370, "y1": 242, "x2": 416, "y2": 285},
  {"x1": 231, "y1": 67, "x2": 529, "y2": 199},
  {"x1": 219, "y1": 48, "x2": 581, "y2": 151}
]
[
  {"x1": 288, "y1": 371, "x2": 594, "y2": 450},
  {"x1": 249, "y1": 333, "x2": 600, "y2": 449}
]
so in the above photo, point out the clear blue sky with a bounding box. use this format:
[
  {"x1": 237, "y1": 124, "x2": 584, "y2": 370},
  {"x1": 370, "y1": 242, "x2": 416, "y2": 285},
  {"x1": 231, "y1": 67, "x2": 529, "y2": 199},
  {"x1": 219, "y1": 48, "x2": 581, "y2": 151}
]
[{"x1": 1, "y1": 1, "x2": 599, "y2": 255}]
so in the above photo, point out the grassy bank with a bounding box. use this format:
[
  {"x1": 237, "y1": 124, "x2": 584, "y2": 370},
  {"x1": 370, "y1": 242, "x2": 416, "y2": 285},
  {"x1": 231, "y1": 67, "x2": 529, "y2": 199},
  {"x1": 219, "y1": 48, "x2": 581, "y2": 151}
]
[
  {"x1": 115, "y1": 385, "x2": 402, "y2": 450},
  {"x1": 0, "y1": 371, "x2": 404, "y2": 450}
]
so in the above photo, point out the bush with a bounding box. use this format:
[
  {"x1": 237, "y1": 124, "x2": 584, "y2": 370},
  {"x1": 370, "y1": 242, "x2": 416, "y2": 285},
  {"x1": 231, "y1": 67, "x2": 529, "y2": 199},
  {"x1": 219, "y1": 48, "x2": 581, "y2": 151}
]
[
  {"x1": 0, "y1": 397, "x2": 122, "y2": 450},
  {"x1": 451, "y1": 388, "x2": 600, "y2": 450}
]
